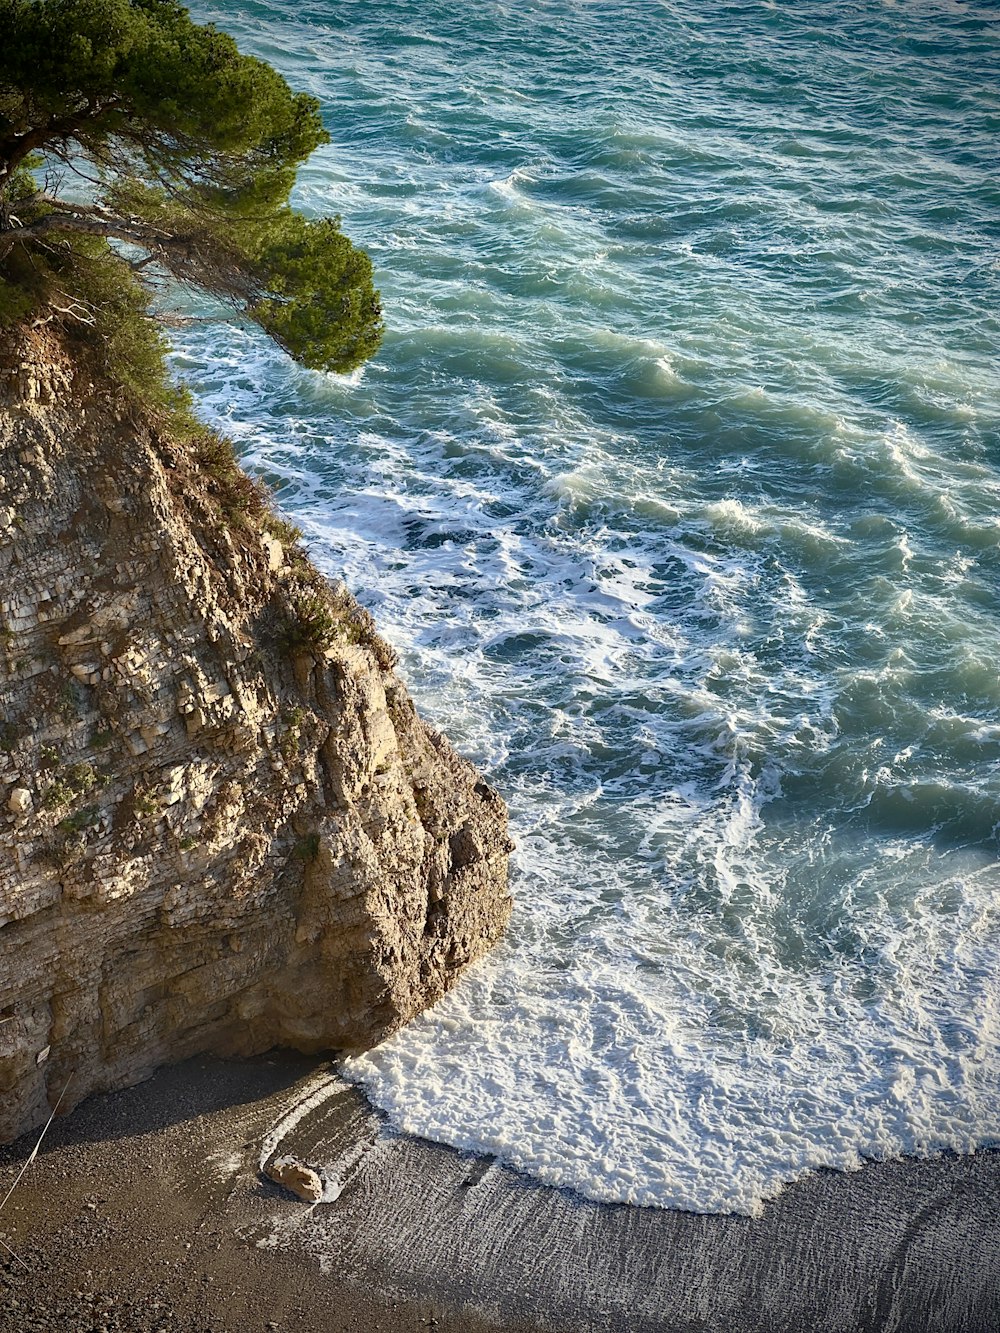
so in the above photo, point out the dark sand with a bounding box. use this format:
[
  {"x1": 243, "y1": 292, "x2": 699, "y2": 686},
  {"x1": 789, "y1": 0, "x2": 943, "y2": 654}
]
[{"x1": 1, "y1": 1052, "x2": 998, "y2": 1333}]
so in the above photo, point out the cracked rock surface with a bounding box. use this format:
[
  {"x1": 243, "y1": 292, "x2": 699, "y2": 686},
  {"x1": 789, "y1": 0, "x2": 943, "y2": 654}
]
[{"x1": 0, "y1": 330, "x2": 513, "y2": 1143}]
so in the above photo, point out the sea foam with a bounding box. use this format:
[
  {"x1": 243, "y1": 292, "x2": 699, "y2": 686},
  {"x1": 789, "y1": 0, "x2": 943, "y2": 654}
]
[{"x1": 185, "y1": 0, "x2": 1000, "y2": 1214}]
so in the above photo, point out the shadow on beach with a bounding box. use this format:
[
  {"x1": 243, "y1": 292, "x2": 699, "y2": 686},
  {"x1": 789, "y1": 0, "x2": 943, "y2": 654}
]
[{"x1": 1, "y1": 1053, "x2": 999, "y2": 1332}]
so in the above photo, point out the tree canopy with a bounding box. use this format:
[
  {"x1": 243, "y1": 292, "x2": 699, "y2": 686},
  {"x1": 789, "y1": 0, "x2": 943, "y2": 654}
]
[{"x1": 0, "y1": 0, "x2": 382, "y2": 376}]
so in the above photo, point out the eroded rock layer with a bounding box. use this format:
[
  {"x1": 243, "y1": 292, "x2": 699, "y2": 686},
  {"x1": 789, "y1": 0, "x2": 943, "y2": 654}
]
[{"x1": 0, "y1": 332, "x2": 512, "y2": 1142}]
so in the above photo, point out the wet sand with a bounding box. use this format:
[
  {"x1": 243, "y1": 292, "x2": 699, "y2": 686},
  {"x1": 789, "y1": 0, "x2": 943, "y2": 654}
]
[{"x1": 1, "y1": 1052, "x2": 998, "y2": 1332}]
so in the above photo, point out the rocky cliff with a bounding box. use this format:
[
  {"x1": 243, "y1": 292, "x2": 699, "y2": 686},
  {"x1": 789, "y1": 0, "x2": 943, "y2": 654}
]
[{"x1": 0, "y1": 329, "x2": 512, "y2": 1143}]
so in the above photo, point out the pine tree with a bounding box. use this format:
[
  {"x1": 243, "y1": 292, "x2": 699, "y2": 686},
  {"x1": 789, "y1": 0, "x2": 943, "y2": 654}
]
[{"x1": 0, "y1": 0, "x2": 382, "y2": 376}]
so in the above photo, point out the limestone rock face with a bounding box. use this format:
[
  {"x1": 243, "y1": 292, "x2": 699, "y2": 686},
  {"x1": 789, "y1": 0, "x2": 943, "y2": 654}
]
[{"x1": 0, "y1": 332, "x2": 513, "y2": 1143}]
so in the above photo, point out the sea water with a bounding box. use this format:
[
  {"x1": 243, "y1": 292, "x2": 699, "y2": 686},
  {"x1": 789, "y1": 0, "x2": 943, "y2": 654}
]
[{"x1": 178, "y1": 0, "x2": 1000, "y2": 1214}]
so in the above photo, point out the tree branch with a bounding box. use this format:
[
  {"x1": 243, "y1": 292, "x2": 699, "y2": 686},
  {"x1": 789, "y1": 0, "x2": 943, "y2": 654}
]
[
  {"x1": 0, "y1": 205, "x2": 168, "y2": 260},
  {"x1": 0, "y1": 98, "x2": 121, "y2": 189}
]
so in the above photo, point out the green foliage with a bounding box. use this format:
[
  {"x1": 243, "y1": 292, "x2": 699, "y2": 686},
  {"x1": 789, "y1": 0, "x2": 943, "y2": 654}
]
[
  {"x1": 262, "y1": 513, "x2": 303, "y2": 545},
  {"x1": 293, "y1": 832, "x2": 321, "y2": 862},
  {"x1": 328, "y1": 585, "x2": 398, "y2": 671},
  {"x1": 0, "y1": 273, "x2": 33, "y2": 324},
  {"x1": 68, "y1": 241, "x2": 175, "y2": 398},
  {"x1": 191, "y1": 428, "x2": 270, "y2": 527},
  {"x1": 41, "y1": 800, "x2": 100, "y2": 866},
  {"x1": 0, "y1": 0, "x2": 382, "y2": 376},
  {"x1": 0, "y1": 216, "x2": 178, "y2": 409},
  {"x1": 275, "y1": 580, "x2": 398, "y2": 669},
  {"x1": 249, "y1": 212, "x2": 383, "y2": 372},
  {"x1": 55, "y1": 679, "x2": 79, "y2": 720},
  {"x1": 2, "y1": 0, "x2": 322, "y2": 199},
  {"x1": 279, "y1": 705, "x2": 306, "y2": 758},
  {"x1": 132, "y1": 786, "x2": 160, "y2": 817},
  {"x1": 38, "y1": 743, "x2": 60, "y2": 769},
  {"x1": 42, "y1": 760, "x2": 97, "y2": 809},
  {"x1": 279, "y1": 592, "x2": 339, "y2": 654},
  {"x1": 56, "y1": 803, "x2": 99, "y2": 835}
]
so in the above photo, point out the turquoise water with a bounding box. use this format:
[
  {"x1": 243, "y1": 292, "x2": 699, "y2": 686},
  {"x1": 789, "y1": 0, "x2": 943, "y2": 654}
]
[{"x1": 180, "y1": 0, "x2": 1000, "y2": 1213}]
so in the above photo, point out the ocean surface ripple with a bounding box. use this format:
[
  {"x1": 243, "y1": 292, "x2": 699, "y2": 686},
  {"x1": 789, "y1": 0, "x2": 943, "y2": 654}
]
[{"x1": 181, "y1": 0, "x2": 1000, "y2": 1214}]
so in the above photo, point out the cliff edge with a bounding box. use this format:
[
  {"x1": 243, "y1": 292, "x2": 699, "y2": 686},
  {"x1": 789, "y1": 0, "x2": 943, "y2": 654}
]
[{"x1": 0, "y1": 329, "x2": 513, "y2": 1142}]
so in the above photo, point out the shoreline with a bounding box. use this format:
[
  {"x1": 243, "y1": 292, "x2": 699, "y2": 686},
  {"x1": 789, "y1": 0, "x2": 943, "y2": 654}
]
[{"x1": 1, "y1": 1052, "x2": 998, "y2": 1332}]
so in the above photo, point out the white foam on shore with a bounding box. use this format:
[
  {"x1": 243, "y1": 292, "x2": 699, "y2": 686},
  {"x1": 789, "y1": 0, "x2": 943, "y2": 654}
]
[
  {"x1": 342, "y1": 863, "x2": 1000, "y2": 1214},
  {"x1": 173, "y1": 315, "x2": 1000, "y2": 1216}
]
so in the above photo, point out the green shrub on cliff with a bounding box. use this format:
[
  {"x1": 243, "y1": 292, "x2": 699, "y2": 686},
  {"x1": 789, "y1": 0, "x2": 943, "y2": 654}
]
[{"x1": 0, "y1": 0, "x2": 382, "y2": 377}]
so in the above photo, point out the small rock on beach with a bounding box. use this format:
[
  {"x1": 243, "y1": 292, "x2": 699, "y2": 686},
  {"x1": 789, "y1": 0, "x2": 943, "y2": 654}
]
[{"x1": 265, "y1": 1156, "x2": 324, "y2": 1203}]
